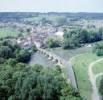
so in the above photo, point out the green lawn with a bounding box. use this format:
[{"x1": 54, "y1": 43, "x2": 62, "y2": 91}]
[
  {"x1": 0, "y1": 27, "x2": 25, "y2": 38},
  {"x1": 93, "y1": 61, "x2": 103, "y2": 93},
  {"x1": 93, "y1": 61, "x2": 103, "y2": 75},
  {"x1": 71, "y1": 52, "x2": 101, "y2": 100}
]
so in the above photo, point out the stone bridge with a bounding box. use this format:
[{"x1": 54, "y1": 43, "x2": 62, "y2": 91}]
[{"x1": 38, "y1": 48, "x2": 78, "y2": 90}]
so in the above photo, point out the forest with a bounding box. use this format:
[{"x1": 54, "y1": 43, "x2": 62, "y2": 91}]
[{"x1": 0, "y1": 39, "x2": 81, "y2": 100}]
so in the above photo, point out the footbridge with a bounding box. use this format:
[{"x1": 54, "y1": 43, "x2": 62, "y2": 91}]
[{"x1": 38, "y1": 48, "x2": 78, "y2": 90}]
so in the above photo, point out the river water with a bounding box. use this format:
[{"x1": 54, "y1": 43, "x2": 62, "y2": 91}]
[{"x1": 29, "y1": 51, "x2": 56, "y2": 67}]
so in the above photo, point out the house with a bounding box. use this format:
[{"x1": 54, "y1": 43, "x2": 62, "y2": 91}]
[{"x1": 55, "y1": 31, "x2": 64, "y2": 39}]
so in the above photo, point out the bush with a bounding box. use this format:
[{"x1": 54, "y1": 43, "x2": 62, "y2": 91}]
[
  {"x1": 32, "y1": 45, "x2": 38, "y2": 52},
  {"x1": 0, "y1": 57, "x2": 5, "y2": 64},
  {"x1": 16, "y1": 50, "x2": 31, "y2": 63},
  {"x1": 0, "y1": 46, "x2": 13, "y2": 59},
  {"x1": 93, "y1": 42, "x2": 103, "y2": 56},
  {"x1": 45, "y1": 38, "x2": 61, "y2": 48},
  {"x1": 99, "y1": 77, "x2": 103, "y2": 98},
  {"x1": 6, "y1": 58, "x2": 17, "y2": 66},
  {"x1": 14, "y1": 66, "x2": 81, "y2": 100}
]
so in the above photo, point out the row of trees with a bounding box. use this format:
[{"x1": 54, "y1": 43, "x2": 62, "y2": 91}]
[
  {"x1": 63, "y1": 28, "x2": 103, "y2": 49},
  {"x1": 45, "y1": 28, "x2": 103, "y2": 49}
]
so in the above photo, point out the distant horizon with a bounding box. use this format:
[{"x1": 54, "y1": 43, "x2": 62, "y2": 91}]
[
  {"x1": 0, "y1": 0, "x2": 103, "y2": 13},
  {"x1": 0, "y1": 12, "x2": 103, "y2": 13}
]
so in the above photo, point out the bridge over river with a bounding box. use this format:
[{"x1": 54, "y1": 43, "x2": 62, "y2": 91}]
[
  {"x1": 16, "y1": 23, "x2": 78, "y2": 90},
  {"x1": 37, "y1": 47, "x2": 78, "y2": 90}
]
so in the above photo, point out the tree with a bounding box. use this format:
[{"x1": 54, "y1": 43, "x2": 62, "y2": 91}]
[
  {"x1": 13, "y1": 66, "x2": 81, "y2": 100},
  {"x1": 31, "y1": 45, "x2": 38, "y2": 52},
  {"x1": 0, "y1": 38, "x2": 81, "y2": 100},
  {"x1": 99, "y1": 27, "x2": 103, "y2": 39},
  {"x1": 6, "y1": 58, "x2": 17, "y2": 66},
  {"x1": 99, "y1": 77, "x2": 103, "y2": 98},
  {"x1": 45, "y1": 38, "x2": 60, "y2": 48},
  {"x1": 93, "y1": 42, "x2": 103, "y2": 56},
  {"x1": 0, "y1": 57, "x2": 5, "y2": 64},
  {"x1": 63, "y1": 30, "x2": 80, "y2": 49},
  {"x1": 0, "y1": 46, "x2": 12, "y2": 59},
  {"x1": 78, "y1": 29, "x2": 89, "y2": 43},
  {"x1": 63, "y1": 38, "x2": 74, "y2": 49},
  {"x1": 62, "y1": 28, "x2": 103, "y2": 49},
  {"x1": 16, "y1": 50, "x2": 31, "y2": 63}
]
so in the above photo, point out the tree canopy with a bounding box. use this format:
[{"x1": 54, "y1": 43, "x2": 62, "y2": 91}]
[
  {"x1": 0, "y1": 38, "x2": 81, "y2": 100},
  {"x1": 93, "y1": 42, "x2": 103, "y2": 56}
]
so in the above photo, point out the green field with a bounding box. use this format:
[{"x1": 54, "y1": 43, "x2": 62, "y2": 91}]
[
  {"x1": 47, "y1": 46, "x2": 92, "y2": 60},
  {"x1": 96, "y1": 76, "x2": 103, "y2": 99},
  {"x1": 93, "y1": 61, "x2": 103, "y2": 93},
  {"x1": 71, "y1": 52, "x2": 101, "y2": 100},
  {"x1": 93, "y1": 61, "x2": 103, "y2": 74},
  {"x1": 0, "y1": 27, "x2": 26, "y2": 38}
]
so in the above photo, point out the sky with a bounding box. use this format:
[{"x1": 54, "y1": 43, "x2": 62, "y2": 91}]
[{"x1": 0, "y1": 0, "x2": 103, "y2": 12}]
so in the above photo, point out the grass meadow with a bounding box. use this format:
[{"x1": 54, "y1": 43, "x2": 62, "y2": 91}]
[
  {"x1": 0, "y1": 27, "x2": 27, "y2": 38},
  {"x1": 71, "y1": 52, "x2": 101, "y2": 100}
]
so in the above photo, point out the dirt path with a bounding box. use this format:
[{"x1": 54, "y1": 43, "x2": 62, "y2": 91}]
[
  {"x1": 95, "y1": 72, "x2": 103, "y2": 100},
  {"x1": 95, "y1": 73, "x2": 103, "y2": 79},
  {"x1": 88, "y1": 58, "x2": 103, "y2": 100}
]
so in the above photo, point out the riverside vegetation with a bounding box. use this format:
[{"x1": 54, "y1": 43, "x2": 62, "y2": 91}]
[{"x1": 0, "y1": 39, "x2": 81, "y2": 100}]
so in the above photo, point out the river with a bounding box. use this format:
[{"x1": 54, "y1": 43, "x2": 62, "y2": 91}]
[{"x1": 29, "y1": 51, "x2": 56, "y2": 67}]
